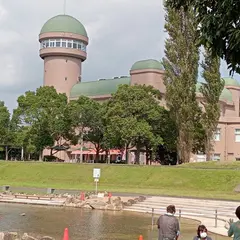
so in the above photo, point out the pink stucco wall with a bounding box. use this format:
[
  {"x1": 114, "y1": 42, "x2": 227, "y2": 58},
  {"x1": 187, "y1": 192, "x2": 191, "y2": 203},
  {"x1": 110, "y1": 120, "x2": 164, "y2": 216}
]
[{"x1": 43, "y1": 56, "x2": 81, "y2": 98}]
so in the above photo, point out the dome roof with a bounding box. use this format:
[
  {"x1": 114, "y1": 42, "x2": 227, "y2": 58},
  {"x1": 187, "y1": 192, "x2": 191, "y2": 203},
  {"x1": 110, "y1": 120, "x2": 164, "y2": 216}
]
[
  {"x1": 220, "y1": 88, "x2": 232, "y2": 102},
  {"x1": 131, "y1": 59, "x2": 164, "y2": 71},
  {"x1": 70, "y1": 77, "x2": 130, "y2": 98},
  {"x1": 222, "y1": 77, "x2": 240, "y2": 87},
  {"x1": 40, "y1": 15, "x2": 88, "y2": 37},
  {"x1": 195, "y1": 82, "x2": 232, "y2": 102}
]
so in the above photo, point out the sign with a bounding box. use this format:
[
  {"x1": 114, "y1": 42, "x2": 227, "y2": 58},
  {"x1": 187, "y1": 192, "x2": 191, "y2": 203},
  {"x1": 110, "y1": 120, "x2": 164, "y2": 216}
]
[{"x1": 93, "y1": 168, "x2": 101, "y2": 179}]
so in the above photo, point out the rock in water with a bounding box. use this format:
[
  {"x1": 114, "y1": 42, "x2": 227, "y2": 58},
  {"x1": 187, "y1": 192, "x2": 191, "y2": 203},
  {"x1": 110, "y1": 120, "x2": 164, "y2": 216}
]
[
  {"x1": 40, "y1": 237, "x2": 55, "y2": 240},
  {"x1": 21, "y1": 233, "x2": 38, "y2": 240},
  {"x1": 1, "y1": 232, "x2": 19, "y2": 240}
]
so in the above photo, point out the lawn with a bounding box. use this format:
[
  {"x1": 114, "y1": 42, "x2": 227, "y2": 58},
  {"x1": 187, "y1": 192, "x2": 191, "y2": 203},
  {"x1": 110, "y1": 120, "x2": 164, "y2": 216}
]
[{"x1": 0, "y1": 161, "x2": 239, "y2": 200}]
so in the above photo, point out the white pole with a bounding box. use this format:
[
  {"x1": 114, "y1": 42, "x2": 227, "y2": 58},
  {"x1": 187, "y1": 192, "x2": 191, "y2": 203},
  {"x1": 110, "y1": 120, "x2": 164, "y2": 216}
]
[
  {"x1": 95, "y1": 180, "x2": 98, "y2": 195},
  {"x1": 63, "y1": 0, "x2": 67, "y2": 15}
]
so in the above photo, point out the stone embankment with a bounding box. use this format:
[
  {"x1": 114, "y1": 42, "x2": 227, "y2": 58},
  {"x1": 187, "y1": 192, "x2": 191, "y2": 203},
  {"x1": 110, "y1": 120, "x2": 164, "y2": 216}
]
[
  {"x1": 0, "y1": 232, "x2": 54, "y2": 240},
  {"x1": 62, "y1": 194, "x2": 146, "y2": 210},
  {"x1": 0, "y1": 191, "x2": 146, "y2": 211}
]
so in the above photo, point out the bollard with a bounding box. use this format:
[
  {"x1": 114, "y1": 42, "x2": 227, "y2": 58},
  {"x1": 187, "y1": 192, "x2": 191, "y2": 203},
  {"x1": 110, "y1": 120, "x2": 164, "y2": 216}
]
[
  {"x1": 80, "y1": 192, "x2": 85, "y2": 201},
  {"x1": 2, "y1": 185, "x2": 10, "y2": 192},
  {"x1": 108, "y1": 192, "x2": 112, "y2": 204},
  {"x1": 138, "y1": 235, "x2": 143, "y2": 240},
  {"x1": 151, "y1": 208, "x2": 154, "y2": 230},
  {"x1": 47, "y1": 188, "x2": 55, "y2": 194},
  {"x1": 63, "y1": 228, "x2": 69, "y2": 240},
  {"x1": 215, "y1": 210, "x2": 218, "y2": 227},
  {"x1": 179, "y1": 209, "x2": 181, "y2": 222}
]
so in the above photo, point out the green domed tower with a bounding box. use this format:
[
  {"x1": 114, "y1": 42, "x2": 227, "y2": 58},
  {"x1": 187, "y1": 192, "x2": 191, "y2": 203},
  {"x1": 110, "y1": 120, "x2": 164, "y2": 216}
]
[{"x1": 39, "y1": 14, "x2": 89, "y2": 98}]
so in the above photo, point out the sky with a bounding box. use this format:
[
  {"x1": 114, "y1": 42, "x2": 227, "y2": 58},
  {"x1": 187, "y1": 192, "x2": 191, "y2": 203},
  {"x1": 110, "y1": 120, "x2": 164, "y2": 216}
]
[{"x1": 0, "y1": 0, "x2": 239, "y2": 111}]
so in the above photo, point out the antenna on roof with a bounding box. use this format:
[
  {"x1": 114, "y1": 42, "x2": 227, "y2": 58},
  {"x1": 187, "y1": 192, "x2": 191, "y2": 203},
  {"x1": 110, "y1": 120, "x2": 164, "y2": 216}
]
[{"x1": 63, "y1": 0, "x2": 67, "y2": 15}]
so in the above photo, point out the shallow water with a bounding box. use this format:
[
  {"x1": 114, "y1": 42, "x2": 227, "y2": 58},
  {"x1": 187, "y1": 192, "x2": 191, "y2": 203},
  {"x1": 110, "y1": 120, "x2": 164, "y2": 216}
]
[{"x1": 0, "y1": 203, "x2": 230, "y2": 240}]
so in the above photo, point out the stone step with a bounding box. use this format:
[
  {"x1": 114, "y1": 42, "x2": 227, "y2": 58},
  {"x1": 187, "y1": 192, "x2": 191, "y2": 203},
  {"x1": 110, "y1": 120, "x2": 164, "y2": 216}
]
[
  {"x1": 124, "y1": 205, "x2": 235, "y2": 219},
  {"x1": 133, "y1": 201, "x2": 236, "y2": 210},
  {"x1": 145, "y1": 197, "x2": 238, "y2": 208},
  {"x1": 131, "y1": 203, "x2": 236, "y2": 216}
]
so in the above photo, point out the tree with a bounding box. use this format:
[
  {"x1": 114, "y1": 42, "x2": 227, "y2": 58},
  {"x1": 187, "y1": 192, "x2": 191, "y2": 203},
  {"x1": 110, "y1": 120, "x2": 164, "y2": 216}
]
[
  {"x1": 165, "y1": 0, "x2": 240, "y2": 74},
  {"x1": 15, "y1": 86, "x2": 74, "y2": 160},
  {"x1": 162, "y1": 5, "x2": 200, "y2": 163},
  {"x1": 69, "y1": 96, "x2": 109, "y2": 162},
  {"x1": 105, "y1": 84, "x2": 164, "y2": 164},
  {"x1": 200, "y1": 50, "x2": 224, "y2": 161},
  {"x1": 0, "y1": 101, "x2": 12, "y2": 160}
]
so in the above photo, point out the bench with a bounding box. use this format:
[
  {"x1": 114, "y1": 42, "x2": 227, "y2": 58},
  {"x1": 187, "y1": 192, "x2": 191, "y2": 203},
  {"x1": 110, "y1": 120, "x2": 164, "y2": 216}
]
[{"x1": 14, "y1": 194, "x2": 53, "y2": 200}]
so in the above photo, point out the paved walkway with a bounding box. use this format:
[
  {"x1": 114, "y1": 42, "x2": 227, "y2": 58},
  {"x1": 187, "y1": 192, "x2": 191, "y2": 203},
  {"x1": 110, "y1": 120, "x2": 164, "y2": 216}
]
[
  {"x1": 0, "y1": 195, "x2": 65, "y2": 206},
  {"x1": 123, "y1": 196, "x2": 239, "y2": 237}
]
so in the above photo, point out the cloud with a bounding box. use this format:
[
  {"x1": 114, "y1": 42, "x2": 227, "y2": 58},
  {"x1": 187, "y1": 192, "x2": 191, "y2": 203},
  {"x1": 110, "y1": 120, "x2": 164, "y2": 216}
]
[{"x1": 0, "y1": 0, "x2": 238, "y2": 112}]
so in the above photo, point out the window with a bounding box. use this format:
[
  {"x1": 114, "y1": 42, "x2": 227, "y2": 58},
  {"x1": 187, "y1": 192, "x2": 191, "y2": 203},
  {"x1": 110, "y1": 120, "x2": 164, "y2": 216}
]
[
  {"x1": 56, "y1": 39, "x2": 61, "y2": 47},
  {"x1": 40, "y1": 38, "x2": 87, "y2": 52},
  {"x1": 67, "y1": 40, "x2": 73, "y2": 48},
  {"x1": 73, "y1": 41, "x2": 78, "y2": 49},
  {"x1": 81, "y1": 43, "x2": 86, "y2": 52},
  {"x1": 213, "y1": 154, "x2": 220, "y2": 161},
  {"x1": 62, "y1": 40, "x2": 67, "y2": 48},
  {"x1": 214, "y1": 128, "x2": 221, "y2": 141},
  {"x1": 235, "y1": 129, "x2": 240, "y2": 142},
  {"x1": 49, "y1": 40, "x2": 55, "y2": 47}
]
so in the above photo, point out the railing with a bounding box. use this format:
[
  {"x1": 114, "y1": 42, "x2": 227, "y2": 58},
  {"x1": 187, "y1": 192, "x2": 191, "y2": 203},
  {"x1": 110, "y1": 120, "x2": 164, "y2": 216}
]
[{"x1": 146, "y1": 207, "x2": 234, "y2": 229}]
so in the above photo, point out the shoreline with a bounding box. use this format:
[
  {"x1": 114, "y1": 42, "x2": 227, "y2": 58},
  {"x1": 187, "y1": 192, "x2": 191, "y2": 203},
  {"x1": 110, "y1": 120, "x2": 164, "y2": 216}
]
[
  {"x1": 3, "y1": 185, "x2": 240, "y2": 202},
  {"x1": 0, "y1": 193, "x2": 233, "y2": 237}
]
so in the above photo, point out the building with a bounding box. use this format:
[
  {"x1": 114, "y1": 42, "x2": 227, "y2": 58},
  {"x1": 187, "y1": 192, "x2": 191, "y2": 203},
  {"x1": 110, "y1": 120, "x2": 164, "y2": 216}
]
[{"x1": 39, "y1": 14, "x2": 240, "y2": 162}]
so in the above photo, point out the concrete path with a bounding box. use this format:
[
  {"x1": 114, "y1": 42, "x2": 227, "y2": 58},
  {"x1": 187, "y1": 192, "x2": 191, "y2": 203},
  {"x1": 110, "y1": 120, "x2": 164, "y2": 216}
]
[
  {"x1": 123, "y1": 196, "x2": 239, "y2": 237},
  {"x1": 0, "y1": 195, "x2": 65, "y2": 206}
]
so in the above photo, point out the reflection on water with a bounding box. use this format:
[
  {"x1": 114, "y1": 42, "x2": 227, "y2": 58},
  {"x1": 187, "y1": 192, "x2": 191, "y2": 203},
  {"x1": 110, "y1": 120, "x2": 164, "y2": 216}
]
[{"x1": 0, "y1": 203, "x2": 230, "y2": 240}]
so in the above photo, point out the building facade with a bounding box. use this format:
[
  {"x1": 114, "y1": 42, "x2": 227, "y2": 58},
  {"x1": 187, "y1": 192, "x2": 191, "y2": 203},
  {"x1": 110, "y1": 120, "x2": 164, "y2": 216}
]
[{"x1": 39, "y1": 14, "x2": 240, "y2": 162}]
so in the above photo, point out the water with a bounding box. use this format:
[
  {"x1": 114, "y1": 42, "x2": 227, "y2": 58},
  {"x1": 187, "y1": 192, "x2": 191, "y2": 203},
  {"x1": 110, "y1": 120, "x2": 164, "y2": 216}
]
[{"x1": 0, "y1": 203, "x2": 230, "y2": 240}]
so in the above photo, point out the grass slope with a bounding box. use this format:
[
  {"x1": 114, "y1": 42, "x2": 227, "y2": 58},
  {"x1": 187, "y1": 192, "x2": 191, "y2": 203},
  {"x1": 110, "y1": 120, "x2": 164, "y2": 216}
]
[{"x1": 0, "y1": 161, "x2": 239, "y2": 200}]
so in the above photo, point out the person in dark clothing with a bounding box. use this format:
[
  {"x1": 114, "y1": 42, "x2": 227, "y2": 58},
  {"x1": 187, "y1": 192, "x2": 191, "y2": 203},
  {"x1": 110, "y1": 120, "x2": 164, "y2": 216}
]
[
  {"x1": 228, "y1": 206, "x2": 240, "y2": 240},
  {"x1": 193, "y1": 225, "x2": 212, "y2": 240},
  {"x1": 157, "y1": 205, "x2": 180, "y2": 240}
]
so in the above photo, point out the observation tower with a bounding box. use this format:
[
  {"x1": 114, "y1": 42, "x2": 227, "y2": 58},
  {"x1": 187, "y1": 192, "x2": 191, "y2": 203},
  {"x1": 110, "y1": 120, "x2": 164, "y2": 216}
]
[{"x1": 39, "y1": 14, "x2": 89, "y2": 97}]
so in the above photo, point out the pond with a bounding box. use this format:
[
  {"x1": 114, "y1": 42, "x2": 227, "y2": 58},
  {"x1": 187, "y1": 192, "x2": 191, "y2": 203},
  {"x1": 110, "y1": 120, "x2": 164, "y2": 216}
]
[{"x1": 0, "y1": 203, "x2": 230, "y2": 240}]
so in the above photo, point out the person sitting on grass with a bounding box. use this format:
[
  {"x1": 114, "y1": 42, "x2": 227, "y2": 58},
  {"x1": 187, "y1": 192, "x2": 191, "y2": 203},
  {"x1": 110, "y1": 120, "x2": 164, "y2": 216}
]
[
  {"x1": 228, "y1": 206, "x2": 240, "y2": 240},
  {"x1": 193, "y1": 225, "x2": 212, "y2": 240}
]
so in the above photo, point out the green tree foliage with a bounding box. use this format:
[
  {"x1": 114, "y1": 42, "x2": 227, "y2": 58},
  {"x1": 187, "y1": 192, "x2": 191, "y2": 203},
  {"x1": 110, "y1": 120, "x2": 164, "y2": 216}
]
[
  {"x1": 165, "y1": 0, "x2": 240, "y2": 74},
  {"x1": 200, "y1": 50, "x2": 224, "y2": 161},
  {"x1": 0, "y1": 101, "x2": 12, "y2": 160},
  {"x1": 0, "y1": 101, "x2": 11, "y2": 145},
  {"x1": 69, "y1": 96, "x2": 109, "y2": 162},
  {"x1": 15, "y1": 86, "x2": 74, "y2": 160},
  {"x1": 162, "y1": 5, "x2": 200, "y2": 163},
  {"x1": 105, "y1": 84, "x2": 168, "y2": 164}
]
